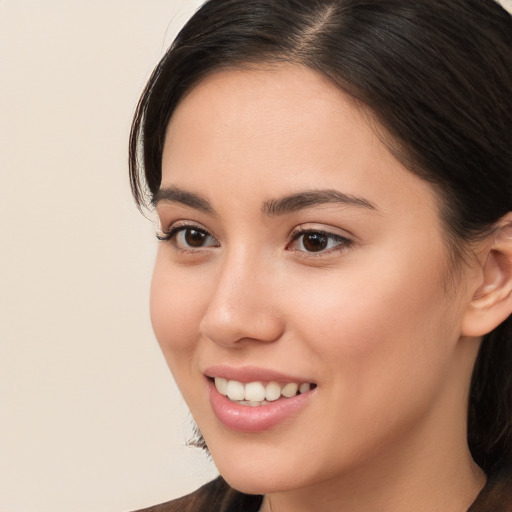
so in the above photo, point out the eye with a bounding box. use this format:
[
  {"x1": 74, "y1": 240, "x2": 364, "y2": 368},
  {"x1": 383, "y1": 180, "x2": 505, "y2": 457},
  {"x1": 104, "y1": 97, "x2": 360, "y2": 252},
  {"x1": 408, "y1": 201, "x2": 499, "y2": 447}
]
[
  {"x1": 157, "y1": 224, "x2": 219, "y2": 251},
  {"x1": 288, "y1": 229, "x2": 352, "y2": 254}
]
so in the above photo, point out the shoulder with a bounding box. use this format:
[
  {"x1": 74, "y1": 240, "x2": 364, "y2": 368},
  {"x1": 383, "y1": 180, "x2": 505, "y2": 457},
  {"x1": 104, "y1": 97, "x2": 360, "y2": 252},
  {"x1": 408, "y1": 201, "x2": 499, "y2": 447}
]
[
  {"x1": 132, "y1": 477, "x2": 263, "y2": 512},
  {"x1": 469, "y1": 462, "x2": 512, "y2": 512}
]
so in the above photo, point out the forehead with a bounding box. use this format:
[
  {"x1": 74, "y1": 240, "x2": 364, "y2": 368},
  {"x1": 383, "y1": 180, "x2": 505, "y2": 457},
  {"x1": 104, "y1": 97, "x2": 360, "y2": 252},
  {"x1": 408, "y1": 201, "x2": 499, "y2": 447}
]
[
  {"x1": 168, "y1": 64, "x2": 361, "y2": 131},
  {"x1": 161, "y1": 64, "x2": 438, "y2": 220}
]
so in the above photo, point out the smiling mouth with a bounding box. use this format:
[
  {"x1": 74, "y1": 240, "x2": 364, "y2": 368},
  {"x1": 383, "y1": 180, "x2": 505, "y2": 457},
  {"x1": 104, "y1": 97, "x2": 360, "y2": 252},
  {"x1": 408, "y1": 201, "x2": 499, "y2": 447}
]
[{"x1": 213, "y1": 377, "x2": 317, "y2": 407}]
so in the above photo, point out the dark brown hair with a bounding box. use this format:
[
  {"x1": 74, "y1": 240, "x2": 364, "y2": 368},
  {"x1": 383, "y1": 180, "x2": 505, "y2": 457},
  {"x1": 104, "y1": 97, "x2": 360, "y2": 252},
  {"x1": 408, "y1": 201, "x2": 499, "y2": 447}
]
[{"x1": 130, "y1": 0, "x2": 512, "y2": 474}]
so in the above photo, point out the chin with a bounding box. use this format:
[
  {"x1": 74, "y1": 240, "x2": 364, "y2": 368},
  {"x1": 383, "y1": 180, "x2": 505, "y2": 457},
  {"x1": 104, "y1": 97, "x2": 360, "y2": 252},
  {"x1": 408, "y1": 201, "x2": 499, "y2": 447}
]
[
  {"x1": 218, "y1": 465, "x2": 299, "y2": 495},
  {"x1": 205, "y1": 436, "x2": 329, "y2": 496}
]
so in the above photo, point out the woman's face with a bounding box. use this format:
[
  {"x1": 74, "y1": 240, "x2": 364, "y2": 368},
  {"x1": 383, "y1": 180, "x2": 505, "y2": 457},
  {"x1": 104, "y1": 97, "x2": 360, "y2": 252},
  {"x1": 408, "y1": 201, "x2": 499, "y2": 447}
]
[{"x1": 151, "y1": 65, "x2": 478, "y2": 494}]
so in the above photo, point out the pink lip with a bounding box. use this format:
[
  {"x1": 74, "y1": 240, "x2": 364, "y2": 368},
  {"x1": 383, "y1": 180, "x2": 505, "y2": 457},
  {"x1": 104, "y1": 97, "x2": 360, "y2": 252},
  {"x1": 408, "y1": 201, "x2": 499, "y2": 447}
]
[
  {"x1": 204, "y1": 365, "x2": 315, "y2": 384},
  {"x1": 205, "y1": 367, "x2": 316, "y2": 433}
]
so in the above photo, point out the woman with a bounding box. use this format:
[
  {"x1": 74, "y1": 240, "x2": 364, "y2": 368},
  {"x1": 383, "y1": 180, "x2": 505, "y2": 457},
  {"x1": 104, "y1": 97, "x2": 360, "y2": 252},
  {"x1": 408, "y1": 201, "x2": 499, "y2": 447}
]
[{"x1": 129, "y1": 0, "x2": 512, "y2": 510}]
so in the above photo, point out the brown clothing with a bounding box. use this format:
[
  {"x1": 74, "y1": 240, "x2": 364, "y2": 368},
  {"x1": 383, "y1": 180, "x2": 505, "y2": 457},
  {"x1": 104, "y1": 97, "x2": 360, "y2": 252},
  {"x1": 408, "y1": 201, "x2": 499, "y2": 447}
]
[
  {"x1": 134, "y1": 478, "x2": 261, "y2": 512},
  {"x1": 135, "y1": 463, "x2": 512, "y2": 512}
]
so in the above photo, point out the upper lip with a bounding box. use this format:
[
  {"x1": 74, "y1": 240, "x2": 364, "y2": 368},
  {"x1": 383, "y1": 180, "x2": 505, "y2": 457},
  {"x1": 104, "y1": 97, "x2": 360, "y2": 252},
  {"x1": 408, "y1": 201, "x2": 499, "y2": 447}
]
[{"x1": 204, "y1": 365, "x2": 315, "y2": 384}]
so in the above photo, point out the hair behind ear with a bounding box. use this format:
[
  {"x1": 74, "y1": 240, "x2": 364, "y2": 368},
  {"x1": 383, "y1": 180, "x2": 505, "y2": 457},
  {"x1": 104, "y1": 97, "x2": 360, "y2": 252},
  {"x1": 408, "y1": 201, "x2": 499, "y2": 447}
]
[{"x1": 469, "y1": 317, "x2": 512, "y2": 472}]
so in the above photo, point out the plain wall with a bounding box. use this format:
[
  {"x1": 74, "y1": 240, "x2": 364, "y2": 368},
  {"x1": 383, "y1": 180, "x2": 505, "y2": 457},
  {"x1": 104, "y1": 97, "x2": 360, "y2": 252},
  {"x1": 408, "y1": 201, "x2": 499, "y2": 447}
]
[{"x1": 1, "y1": 1, "x2": 511, "y2": 511}]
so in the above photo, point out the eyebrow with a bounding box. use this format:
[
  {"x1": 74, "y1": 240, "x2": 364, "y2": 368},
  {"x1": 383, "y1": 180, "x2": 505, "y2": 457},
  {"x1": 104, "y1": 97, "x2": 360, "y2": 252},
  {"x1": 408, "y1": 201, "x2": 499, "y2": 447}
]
[
  {"x1": 152, "y1": 186, "x2": 215, "y2": 214},
  {"x1": 153, "y1": 186, "x2": 377, "y2": 216},
  {"x1": 262, "y1": 189, "x2": 377, "y2": 216}
]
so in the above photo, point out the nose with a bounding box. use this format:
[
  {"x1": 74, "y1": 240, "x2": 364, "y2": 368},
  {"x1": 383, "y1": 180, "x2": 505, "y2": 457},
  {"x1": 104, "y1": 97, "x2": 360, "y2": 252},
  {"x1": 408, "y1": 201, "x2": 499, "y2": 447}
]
[{"x1": 199, "y1": 251, "x2": 284, "y2": 348}]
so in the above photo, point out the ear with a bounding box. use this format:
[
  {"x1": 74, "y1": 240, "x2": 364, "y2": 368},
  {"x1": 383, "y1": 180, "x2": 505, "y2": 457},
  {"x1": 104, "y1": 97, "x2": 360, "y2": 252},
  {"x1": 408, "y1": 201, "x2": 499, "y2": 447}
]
[{"x1": 461, "y1": 214, "x2": 512, "y2": 337}]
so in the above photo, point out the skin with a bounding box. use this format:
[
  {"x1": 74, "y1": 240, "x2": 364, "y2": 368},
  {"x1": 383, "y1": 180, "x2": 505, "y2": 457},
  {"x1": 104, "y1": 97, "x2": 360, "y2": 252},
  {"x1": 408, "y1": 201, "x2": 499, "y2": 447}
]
[{"x1": 150, "y1": 65, "x2": 492, "y2": 512}]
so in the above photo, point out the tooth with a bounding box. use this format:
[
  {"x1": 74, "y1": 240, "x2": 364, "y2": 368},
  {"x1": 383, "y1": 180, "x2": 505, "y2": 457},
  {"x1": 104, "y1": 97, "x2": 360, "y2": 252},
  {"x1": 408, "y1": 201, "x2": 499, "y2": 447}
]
[
  {"x1": 244, "y1": 381, "x2": 266, "y2": 402},
  {"x1": 214, "y1": 377, "x2": 228, "y2": 396},
  {"x1": 299, "y1": 383, "x2": 311, "y2": 394},
  {"x1": 226, "y1": 380, "x2": 245, "y2": 401},
  {"x1": 246, "y1": 401, "x2": 261, "y2": 407},
  {"x1": 265, "y1": 382, "x2": 281, "y2": 401},
  {"x1": 281, "y1": 383, "x2": 299, "y2": 397}
]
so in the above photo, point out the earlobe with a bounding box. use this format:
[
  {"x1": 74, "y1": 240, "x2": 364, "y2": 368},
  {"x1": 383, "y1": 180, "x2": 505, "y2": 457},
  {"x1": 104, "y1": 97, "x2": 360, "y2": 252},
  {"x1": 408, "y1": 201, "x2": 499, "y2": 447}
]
[{"x1": 461, "y1": 216, "x2": 512, "y2": 337}]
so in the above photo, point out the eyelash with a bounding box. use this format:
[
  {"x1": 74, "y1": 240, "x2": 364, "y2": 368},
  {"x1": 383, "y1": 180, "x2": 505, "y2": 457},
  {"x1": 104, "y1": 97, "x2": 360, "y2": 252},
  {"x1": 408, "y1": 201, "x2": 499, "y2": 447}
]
[
  {"x1": 156, "y1": 224, "x2": 353, "y2": 256},
  {"x1": 287, "y1": 227, "x2": 353, "y2": 256},
  {"x1": 156, "y1": 224, "x2": 219, "y2": 253}
]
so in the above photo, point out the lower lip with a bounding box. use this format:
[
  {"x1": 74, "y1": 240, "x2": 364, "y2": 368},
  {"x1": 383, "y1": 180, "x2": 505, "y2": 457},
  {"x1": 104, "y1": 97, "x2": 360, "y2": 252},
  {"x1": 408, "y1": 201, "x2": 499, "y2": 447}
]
[{"x1": 208, "y1": 379, "x2": 314, "y2": 433}]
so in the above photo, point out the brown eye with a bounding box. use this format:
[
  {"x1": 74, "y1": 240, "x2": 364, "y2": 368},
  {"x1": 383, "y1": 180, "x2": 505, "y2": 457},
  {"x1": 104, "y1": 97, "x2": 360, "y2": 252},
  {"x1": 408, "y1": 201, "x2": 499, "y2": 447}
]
[
  {"x1": 184, "y1": 228, "x2": 208, "y2": 247},
  {"x1": 288, "y1": 229, "x2": 352, "y2": 254},
  {"x1": 157, "y1": 224, "x2": 219, "y2": 250},
  {"x1": 175, "y1": 226, "x2": 219, "y2": 249},
  {"x1": 302, "y1": 232, "x2": 328, "y2": 252}
]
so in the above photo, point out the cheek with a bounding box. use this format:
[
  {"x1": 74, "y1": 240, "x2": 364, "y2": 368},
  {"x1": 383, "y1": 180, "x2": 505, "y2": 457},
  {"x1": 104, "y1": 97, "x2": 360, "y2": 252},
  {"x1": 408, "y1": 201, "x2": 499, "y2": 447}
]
[
  {"x1": 280, "y1": 260, "x2": 459, "y2": 458},
  {"x1": 149, "y1": 254, "x2": 209, "y2": 367},
  {"x1": 285, "y1": 252, "x2": 456, "y2": 390}
]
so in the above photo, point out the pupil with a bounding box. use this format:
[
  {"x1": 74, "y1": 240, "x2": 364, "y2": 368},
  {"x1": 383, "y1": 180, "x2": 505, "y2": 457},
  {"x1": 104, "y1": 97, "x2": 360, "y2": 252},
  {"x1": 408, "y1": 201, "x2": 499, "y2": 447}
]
[
  {"x1": 303, "y1": 233, "x2": 327, "y2": 252},
  {"x1": 185, "y1": 229, "x2": 206, "y2": 247}
]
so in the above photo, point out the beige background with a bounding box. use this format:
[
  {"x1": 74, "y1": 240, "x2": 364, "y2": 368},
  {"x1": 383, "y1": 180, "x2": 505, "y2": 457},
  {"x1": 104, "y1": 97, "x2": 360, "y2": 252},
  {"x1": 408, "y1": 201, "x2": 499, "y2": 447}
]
[{"x1": 1, "y1": 1, "x2": 512, "y2": 511}]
